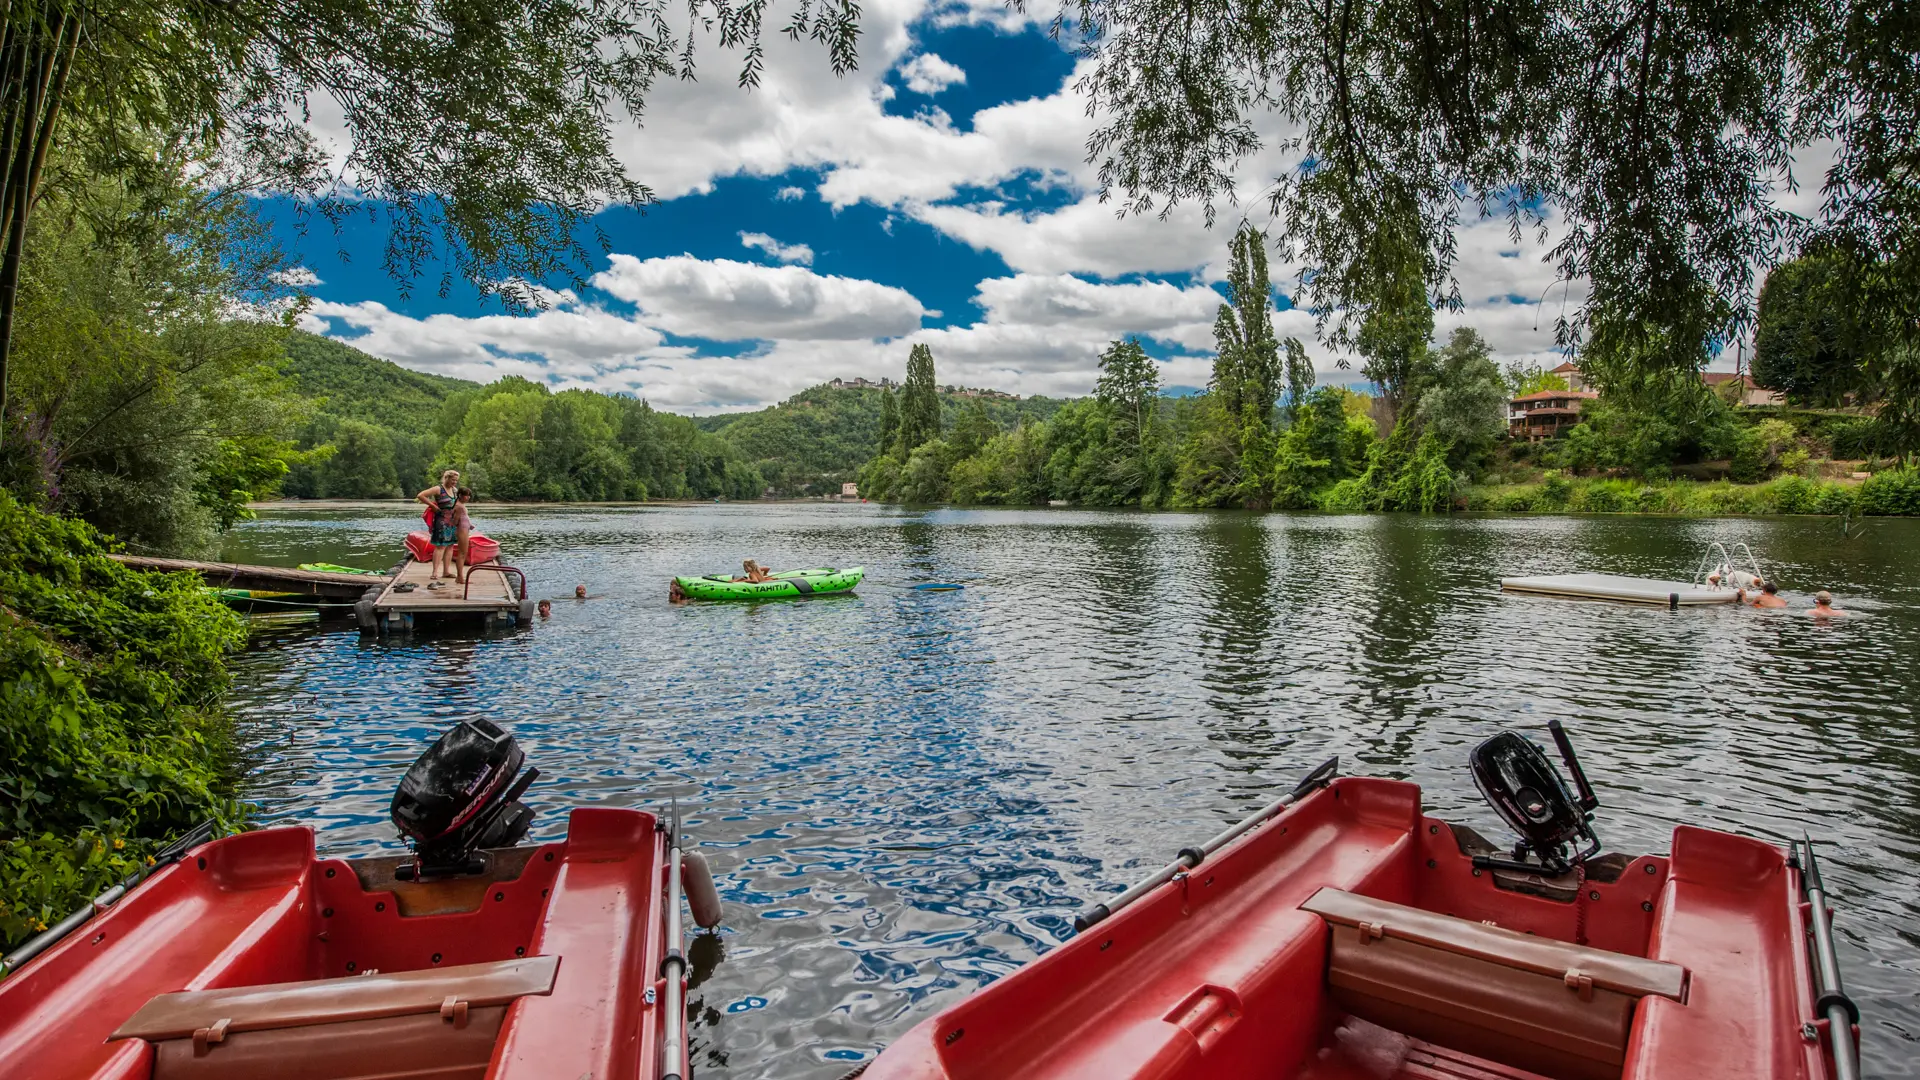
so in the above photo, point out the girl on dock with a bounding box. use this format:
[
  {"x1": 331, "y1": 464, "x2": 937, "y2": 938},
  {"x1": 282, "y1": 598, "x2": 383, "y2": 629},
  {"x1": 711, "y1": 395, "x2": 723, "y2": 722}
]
[{"x1": 414, "y1": 469, "x2": 462, "y2": 585}]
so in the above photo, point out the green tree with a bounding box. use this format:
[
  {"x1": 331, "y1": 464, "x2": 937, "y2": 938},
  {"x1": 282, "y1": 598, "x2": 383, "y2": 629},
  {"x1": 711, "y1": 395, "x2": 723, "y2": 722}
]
[
  {"x1": 1281, "y1": 337, "x2": 1315, "y2": 424},
  {"x1": 898, "y1": 344, "x2": 940, "y2": 454},
  {"x1": 877, "y1": 388, "x2": 899, "y2": 456},
  {"x1": 950, "y1": 398, "x2": 997, "y2": 459},
  {"x1": 1753, "y1": 253, "x2": 1869, "y2": 407},
  {"x1": 0, "y1": 0, "x2": 863, "y2": 416},
  {"x1": 1095, "y1": 337, "x2": 1159, "y2": 465},
  {"x1": 1506, "y1": 361, "x2": 1570, "y2": 398},
  {"x1": 321, "y1": 420, "x2": 400, "y2": 498},
  {"x1": 1417, "y1": 329, "x2": 1509, "y2": 472},
  {"x1": 1212, "y1": 224, "x2": 1281, "y2": 427}
]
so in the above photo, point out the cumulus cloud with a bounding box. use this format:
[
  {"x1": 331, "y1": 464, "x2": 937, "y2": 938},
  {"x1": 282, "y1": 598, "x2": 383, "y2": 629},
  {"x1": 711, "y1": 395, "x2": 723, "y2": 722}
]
[
  {"x1": 272, "y1": 266, "x2": 323, "y2": 287},
  {"x1": 739, "y1": 231, "x2": 815, "y2": 264},
  {"x1": 590, "y1": 254, "x2": 927, "y2": 341},
  {"x1": 898, "y1": 53, "x2": 967, "y2": 95},
  {"x1": 775, "y1": 186, "x2": 807, "y2": 200}
]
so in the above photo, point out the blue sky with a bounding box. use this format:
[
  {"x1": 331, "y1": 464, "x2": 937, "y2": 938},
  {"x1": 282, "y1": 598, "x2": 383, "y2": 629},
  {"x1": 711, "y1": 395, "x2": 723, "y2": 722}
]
[{"x1": 273, "y1": 0, "x2": 1579, "y2": 412}]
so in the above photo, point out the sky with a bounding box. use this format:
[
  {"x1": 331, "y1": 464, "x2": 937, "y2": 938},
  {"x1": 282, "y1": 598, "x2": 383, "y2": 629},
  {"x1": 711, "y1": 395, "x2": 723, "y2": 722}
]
[{"x1": 267, "y1": 0, "x2": 1787, "y2": 414}]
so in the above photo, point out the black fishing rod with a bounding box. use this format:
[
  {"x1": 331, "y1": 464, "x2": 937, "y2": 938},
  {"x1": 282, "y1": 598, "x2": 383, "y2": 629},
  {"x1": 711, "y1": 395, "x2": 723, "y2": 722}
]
[
  {"x1": 1073, "y1": 756, "x2": 1339, "y2": 932},
  {"x1": 0, "y1": 819, "x2": 219, "y2": 978}
]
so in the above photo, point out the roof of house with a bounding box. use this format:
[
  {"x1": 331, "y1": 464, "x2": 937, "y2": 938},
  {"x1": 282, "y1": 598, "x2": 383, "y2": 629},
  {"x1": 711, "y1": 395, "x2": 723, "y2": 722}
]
[
  {"x1": 1549, "y1": 361, "x2": 1581, "y2": 374},
  {"x1": 1511, "y1": 389, "x2": 1601, "y2": 403}
]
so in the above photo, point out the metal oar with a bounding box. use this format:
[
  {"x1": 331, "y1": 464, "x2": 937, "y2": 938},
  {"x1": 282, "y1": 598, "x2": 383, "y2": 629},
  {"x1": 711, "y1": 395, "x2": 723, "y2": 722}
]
[
  {"x1": 1798, "y1": 836, "x2": 1860, "y2": 1080},
  {"x1": 1073, "y1": 756, "x2": 1339, "y2": 933},
  {"x1": 1, "y1": 820, "x2": 219, "y2": 978},
  {"x1": 661, "y1": 802, "x2": 689, "y2": 1080}
]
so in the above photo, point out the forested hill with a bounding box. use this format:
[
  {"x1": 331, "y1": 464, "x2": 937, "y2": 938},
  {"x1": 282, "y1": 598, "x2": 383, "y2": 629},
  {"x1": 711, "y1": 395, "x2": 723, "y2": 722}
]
[{"x1": 275, "y1": 332, "x2": 1064, "y2": 500}]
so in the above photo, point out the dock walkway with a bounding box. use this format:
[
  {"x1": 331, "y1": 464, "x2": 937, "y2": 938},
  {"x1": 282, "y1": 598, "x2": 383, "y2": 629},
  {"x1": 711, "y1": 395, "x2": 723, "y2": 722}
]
[
  {"x1": 109, "y1": 555, "x2": 387, "y2": 601},
  {"x1": 363, "y1": 559, "x2": 532, "y2": 631}
]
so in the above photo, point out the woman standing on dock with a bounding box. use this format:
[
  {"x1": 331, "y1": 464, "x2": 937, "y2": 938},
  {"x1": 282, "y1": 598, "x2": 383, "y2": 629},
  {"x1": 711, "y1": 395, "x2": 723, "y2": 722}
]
[{"x1": 414, "y1": 469, "x2": 462, "y2": 585}]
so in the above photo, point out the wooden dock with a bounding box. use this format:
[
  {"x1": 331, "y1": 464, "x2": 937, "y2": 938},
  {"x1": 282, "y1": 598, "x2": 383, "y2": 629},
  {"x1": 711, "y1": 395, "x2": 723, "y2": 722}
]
[
  {"x1": 362, "y1": 559, "x2": 533, "y2": 632},
  {"x1": 109, "y1": 554, "x2": 387, "y2": 601}
]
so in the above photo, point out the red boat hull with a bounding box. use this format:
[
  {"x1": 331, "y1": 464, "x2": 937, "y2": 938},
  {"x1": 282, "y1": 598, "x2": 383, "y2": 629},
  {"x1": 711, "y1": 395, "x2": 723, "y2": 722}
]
[
  {"x1": 0, "y1": 809, "x2": 676, "y2": 1080},
  {"x1": 406, "y1": 531, "x2": 500, "y2": 565},
  {"x1": 864, "y1": 777, "x2": 1838, "y2": 1080}
]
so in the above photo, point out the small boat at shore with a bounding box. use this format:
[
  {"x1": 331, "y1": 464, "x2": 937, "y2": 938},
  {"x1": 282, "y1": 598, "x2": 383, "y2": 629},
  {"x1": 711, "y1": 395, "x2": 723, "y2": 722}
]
[
  {"x1": 863, "y1": 723, "x2": 1858, "y2": 1080},
  {"x1": 673, "y1": 565, "x2": 864, "y2": 600},
  {"x1": 0, "y1": 720, "x2": 719, "y2": 1080}
]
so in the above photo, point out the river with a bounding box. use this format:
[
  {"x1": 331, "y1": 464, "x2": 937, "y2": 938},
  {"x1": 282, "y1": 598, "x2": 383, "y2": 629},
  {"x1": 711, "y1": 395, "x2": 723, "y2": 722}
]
[{"x1": 219, "y1": 504, "x2": 1920, "y2": 1078}]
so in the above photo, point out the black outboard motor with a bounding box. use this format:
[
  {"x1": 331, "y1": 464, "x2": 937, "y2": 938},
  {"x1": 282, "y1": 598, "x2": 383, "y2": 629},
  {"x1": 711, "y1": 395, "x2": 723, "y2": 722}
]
[
  {"x1": 390, "y1": 718, "x2": 538, "y2": 879},
  {"x1": 1469, "y1": 719, "x2": 1601, "y2": 875}
]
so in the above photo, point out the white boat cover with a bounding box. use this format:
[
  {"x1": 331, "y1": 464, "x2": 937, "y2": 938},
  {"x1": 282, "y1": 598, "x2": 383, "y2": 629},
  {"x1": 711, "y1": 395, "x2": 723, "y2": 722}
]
[{"x1": 1500, "y1": 573, "x2": 1741, "y2": 607}]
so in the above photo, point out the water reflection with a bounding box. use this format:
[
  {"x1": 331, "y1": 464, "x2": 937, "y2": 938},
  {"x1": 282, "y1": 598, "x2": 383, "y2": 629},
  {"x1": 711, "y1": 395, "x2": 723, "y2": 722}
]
[{"x1": 223, "y1": 505, "x2": 1920, "y2": 1077}]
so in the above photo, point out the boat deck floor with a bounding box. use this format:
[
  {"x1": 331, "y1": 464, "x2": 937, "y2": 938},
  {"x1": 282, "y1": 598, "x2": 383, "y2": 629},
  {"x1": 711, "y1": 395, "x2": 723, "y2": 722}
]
[
  {"x1": 1500, "y1": 572, "x2": 1740, "y2": 606},
  {"x1": 1295, "y1": 1038, "x2": 1552, "y2": 1080}
]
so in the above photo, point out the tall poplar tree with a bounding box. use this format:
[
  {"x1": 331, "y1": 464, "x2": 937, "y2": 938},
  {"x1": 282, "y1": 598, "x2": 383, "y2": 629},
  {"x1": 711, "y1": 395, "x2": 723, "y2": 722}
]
[
  {"x1": 1212, "y1": 224, "x2": 1281, "y2": 430},
  {"x1": 1095, "y1": 336, "x2": 1159, "y2": 466},
  {"x1": 877, "y1": 388, "x2": 900, "y2": 455},
  {"x1": 897, "y1": 343, "x2": 940, "y2": 454}
]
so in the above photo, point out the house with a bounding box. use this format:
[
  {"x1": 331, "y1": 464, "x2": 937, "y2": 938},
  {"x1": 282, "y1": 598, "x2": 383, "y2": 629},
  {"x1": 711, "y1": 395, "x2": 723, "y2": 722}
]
[
  {"x1": 841, "y1": 482, "x2": 859, "y2": 498},
  {"x1": 1509, "y1": 389, "x2": 1600, "y2": 439},
  {"x1": 1549, "y1": 361, "x2": 1588, "y2": 392},
  {"x1": 1702, "y1": 372, "x2": 1785, "y2": 407}
]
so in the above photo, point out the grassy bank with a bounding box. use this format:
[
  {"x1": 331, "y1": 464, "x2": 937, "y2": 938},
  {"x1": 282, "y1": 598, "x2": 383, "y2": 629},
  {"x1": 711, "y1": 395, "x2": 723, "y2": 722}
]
[
  {"x1": 1459, "y1": 466, "x2": 1920, "y2": 516},
  {"x1": 0, "y1": 494, "x2": 246, "y2": 951}
]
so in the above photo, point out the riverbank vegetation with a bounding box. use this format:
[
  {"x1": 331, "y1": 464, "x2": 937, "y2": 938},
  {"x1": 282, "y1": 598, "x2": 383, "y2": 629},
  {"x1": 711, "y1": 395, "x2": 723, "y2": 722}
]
[{"x1": 0, "y1": 493, "x2": 245, "y2": 950}]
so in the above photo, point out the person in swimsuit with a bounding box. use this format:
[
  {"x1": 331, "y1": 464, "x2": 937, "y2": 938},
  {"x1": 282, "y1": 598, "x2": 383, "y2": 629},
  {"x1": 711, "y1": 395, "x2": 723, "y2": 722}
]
[
  {"x1": 733, "y1": 560, "x2": 775, "y2": 583},
  {"x1": 1749, "y1": 581, "x2": 1788, "y2": 608},
  {"x1": 413, "y1": 469, "x2": 462, "y2": 585},
  {"x1": 454, "y1": 487, "x2": 476, "y2": 583}
]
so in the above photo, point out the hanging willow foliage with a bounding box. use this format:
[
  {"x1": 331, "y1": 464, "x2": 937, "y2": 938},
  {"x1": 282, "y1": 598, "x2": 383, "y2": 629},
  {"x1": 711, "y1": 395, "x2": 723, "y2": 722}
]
[{"x1": 0, "y1": 0, "x2": 865, "y2": 422}]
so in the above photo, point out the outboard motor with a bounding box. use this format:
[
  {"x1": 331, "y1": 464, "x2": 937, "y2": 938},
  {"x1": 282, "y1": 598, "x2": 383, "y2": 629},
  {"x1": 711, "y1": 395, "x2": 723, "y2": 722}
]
[
  {"x1": 390, "y1": 718, "x2": 538, "y2": 879},
  {"x1": 1469, "y1": 719, "x2": 1600, "y2": 875}
]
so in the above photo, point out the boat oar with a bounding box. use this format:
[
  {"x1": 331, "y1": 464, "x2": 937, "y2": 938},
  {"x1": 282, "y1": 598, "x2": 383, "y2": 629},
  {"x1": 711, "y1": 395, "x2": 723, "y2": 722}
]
[
  {"x1": 1799, "y1": 836, "x2": 1860, "y2": 1080},
  {"x1": 1073, "y1": 756, "x2": 1339, "y2": 933},
  {"x1": 661, "y1": 802, "x2": 689, "y2": 1080},
  {"x1": 1, "y1": 819, "x2": 218, "y2": 978}
]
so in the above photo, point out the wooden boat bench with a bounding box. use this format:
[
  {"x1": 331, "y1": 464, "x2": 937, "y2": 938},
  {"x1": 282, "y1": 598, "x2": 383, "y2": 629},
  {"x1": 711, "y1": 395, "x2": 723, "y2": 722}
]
[
  {"x1": 108, "y1": 956, "x2": 558, "y2": 1080},
  {"x1": 1300, "y1": 887, "x2": 1688, "y2": 1080}
]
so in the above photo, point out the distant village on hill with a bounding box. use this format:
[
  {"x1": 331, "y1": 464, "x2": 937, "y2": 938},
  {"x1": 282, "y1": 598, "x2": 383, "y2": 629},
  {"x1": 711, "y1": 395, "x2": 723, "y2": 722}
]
[{"x1": 826, "y1": 376, "x2": 1021, "y2": 401}]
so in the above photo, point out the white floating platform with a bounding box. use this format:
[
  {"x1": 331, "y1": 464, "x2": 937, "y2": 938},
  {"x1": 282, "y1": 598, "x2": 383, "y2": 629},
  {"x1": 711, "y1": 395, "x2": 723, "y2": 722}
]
[{"x1": 1500, "y1": 573, "x2": 1741, "y2": 607}]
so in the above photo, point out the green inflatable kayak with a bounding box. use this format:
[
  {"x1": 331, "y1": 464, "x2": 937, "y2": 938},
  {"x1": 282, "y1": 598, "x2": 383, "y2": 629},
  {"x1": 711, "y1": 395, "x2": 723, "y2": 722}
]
[
  {"x1": 298, "y1": 562, "x2": 384, "y2": 576},
  {"x1": 673, "y1": 566, "x2": 864, "y2": 600}
]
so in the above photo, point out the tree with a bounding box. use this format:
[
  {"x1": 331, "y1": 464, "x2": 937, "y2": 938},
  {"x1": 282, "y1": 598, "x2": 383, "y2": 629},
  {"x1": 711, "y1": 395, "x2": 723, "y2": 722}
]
[
  {"x1": 1753, "y1": 254, "x2": 1869, "y2": 407},
  {"x1": 1212, "y1": 224, "x2": 1281, "y2": 427},
  {"x1": 1066, "y1": 0, "x2": 1920, "y2": 391},
  {"x1": 950, "y1": 398, "x2": 996, "y2": 459},
  {"x1": 1505, "y1": 361, "x2": 1570, "y2": 398},
  {"x1": 1281, "y1": 337, "x2": 1314, "y2": 425},
  {"x1": 1417, "y1": 329, "x2": 1509, "y2": 470},
  {"x1": 0, "y1": 0, "x2": 863, "y2": 417},
  {"x1": 898, "y1": 343, "x2": 939, "y2": 454},
  {"x1": 877, "y1": 388, "x2": 899, "y2": 456},
  {"x1": 1095, "y1": 337, "x2": 1159, "y2": 452}
]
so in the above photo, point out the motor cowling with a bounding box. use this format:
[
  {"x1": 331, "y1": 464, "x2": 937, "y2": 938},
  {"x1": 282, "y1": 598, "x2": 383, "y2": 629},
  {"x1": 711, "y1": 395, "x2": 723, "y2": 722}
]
[
  {"x1": 1469, "y1": 729, "x2": 1596, "y2": 872},
  {"x1": 391, "y1": 718, "x2": 537, "y2": 878}
]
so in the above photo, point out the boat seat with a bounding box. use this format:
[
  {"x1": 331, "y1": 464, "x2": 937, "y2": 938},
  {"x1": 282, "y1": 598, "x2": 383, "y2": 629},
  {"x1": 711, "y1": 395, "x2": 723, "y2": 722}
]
[
  {"x1": 1301, "y1": 888, "x2": 1686, "y2": 1080},
  {"x1": 109, "y1": 956, "x2": 558, "y2": 1080}
]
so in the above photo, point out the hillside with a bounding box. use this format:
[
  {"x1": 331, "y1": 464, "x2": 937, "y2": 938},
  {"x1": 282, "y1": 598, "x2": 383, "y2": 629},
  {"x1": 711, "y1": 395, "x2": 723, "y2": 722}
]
[
  {"x1": 275, "y1": 332, "x2": 1066, "y2": 498},
  {"x1": 280, "y1": 331, "x2": 477, "y2": 430}
]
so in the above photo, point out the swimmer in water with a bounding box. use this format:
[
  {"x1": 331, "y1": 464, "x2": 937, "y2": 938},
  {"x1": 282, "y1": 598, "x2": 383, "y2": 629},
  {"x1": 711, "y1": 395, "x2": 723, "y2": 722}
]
[
  {"x1": 537, "y1": 599, "x2": 552, "y2": 620},
  {"x1": 1809, "y1": 591, "x2": 1849, "y2": 618},
  {"x1": 1750, "y1": 581, "x2": 1788, "y2": 608}
]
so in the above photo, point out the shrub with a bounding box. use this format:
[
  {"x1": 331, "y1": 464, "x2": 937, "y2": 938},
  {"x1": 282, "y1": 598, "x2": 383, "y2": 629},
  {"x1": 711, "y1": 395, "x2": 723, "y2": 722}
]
[
  {"x1": 1826, "y1": 417, "x2": 1885, "y2": 460},
  {"x1": 0, "y1": 493, "x2": 246, "y2": 950},
  {"x1": 1858, "y1": 467, "x2": 1920, "y2": 515}
]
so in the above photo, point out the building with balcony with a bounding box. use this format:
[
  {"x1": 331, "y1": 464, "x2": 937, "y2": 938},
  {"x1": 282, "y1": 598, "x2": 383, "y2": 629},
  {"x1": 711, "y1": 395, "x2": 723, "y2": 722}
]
[{"x1": 1509, "y1": 389, "x2": 1600, "y2": 439}]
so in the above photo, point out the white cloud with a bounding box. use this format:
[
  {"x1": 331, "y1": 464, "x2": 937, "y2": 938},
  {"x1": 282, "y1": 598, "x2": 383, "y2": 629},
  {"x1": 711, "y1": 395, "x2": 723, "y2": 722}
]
[
  {"x1": 775, "y1": 186, "x2": 806, "y2": 201},
  {"x1": 590, "y1": 254, "x2": 927, "y2": 341},
  {"x1": 898, "y1": 53, "x2": 967, "y2": 95},
  {"x1": 272, "y1": 266, "x2": 323, "y2": 287},
  {"x1": 738, "y1": 231, "x2": 815, "y2": 264}
]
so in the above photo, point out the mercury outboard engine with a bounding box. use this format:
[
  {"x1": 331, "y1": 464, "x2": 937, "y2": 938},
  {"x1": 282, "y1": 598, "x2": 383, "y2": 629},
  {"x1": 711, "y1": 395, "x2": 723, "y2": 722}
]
[
  {"x1": 1469, "y1": 719, "x2": 1601, "y2": 875},
  {"x1": 390, "y1": 718, "x2": 538, "y2": 879}
]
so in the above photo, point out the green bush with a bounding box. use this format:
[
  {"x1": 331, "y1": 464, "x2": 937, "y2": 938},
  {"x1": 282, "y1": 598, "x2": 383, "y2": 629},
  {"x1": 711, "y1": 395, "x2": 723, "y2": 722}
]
[
  {"x1": 1858, "y1": 467, "x2": 1920, "y2": 515},
  {"x1": 1827, "y1": 417, "x2": 1885, "y2": 460},
  {"x1": 0, "y1": 493, "x2": 246, "y2": 950}
]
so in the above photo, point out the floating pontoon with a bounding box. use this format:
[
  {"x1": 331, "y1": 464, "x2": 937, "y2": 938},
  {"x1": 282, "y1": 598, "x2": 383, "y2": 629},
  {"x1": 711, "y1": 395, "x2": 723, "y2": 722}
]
[{"x1": 1501, "y1": 542, "x2": 1762, "y2": 608}]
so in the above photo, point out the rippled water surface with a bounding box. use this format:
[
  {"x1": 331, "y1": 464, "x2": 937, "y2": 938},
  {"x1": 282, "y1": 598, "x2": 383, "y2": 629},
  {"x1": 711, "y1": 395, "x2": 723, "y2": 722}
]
[{"x1": 221, "y1": 504, "x2": 1920, "y2": 1077}]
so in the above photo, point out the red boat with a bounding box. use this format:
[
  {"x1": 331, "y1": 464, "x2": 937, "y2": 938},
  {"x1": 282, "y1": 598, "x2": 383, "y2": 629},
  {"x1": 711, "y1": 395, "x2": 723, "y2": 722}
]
[
  {"x1": 864, "y1": 724, "x2": 1859, "y2": 1080},
  {"x1": 406, "y1": 530, "x2": 501, "y2": 565},
  {"x1": 0, "y1": 721, "x2": 716, "y2": 1080}
]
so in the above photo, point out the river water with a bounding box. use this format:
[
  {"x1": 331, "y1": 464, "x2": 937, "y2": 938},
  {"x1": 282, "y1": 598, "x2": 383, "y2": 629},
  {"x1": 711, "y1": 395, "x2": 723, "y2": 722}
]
[{"x1": 220, "y1": 504, "x2": 1920, "y2": 1078}]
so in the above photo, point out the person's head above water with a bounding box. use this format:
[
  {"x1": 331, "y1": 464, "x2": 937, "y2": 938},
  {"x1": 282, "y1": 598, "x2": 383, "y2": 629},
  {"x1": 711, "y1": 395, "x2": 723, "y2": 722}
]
[
  {"x1": 1815, "y1": 590, "x2": 1834, "y2": 605},
  {"x1": 1762, "y1": 581, "x2": 1779, "y2": 595},
  {"x1": 574, "y1": 584, "x2": 587, "y2": 599},
  {"x1": 537, "y1": 599, "x2": 552, "y2": 617}
]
